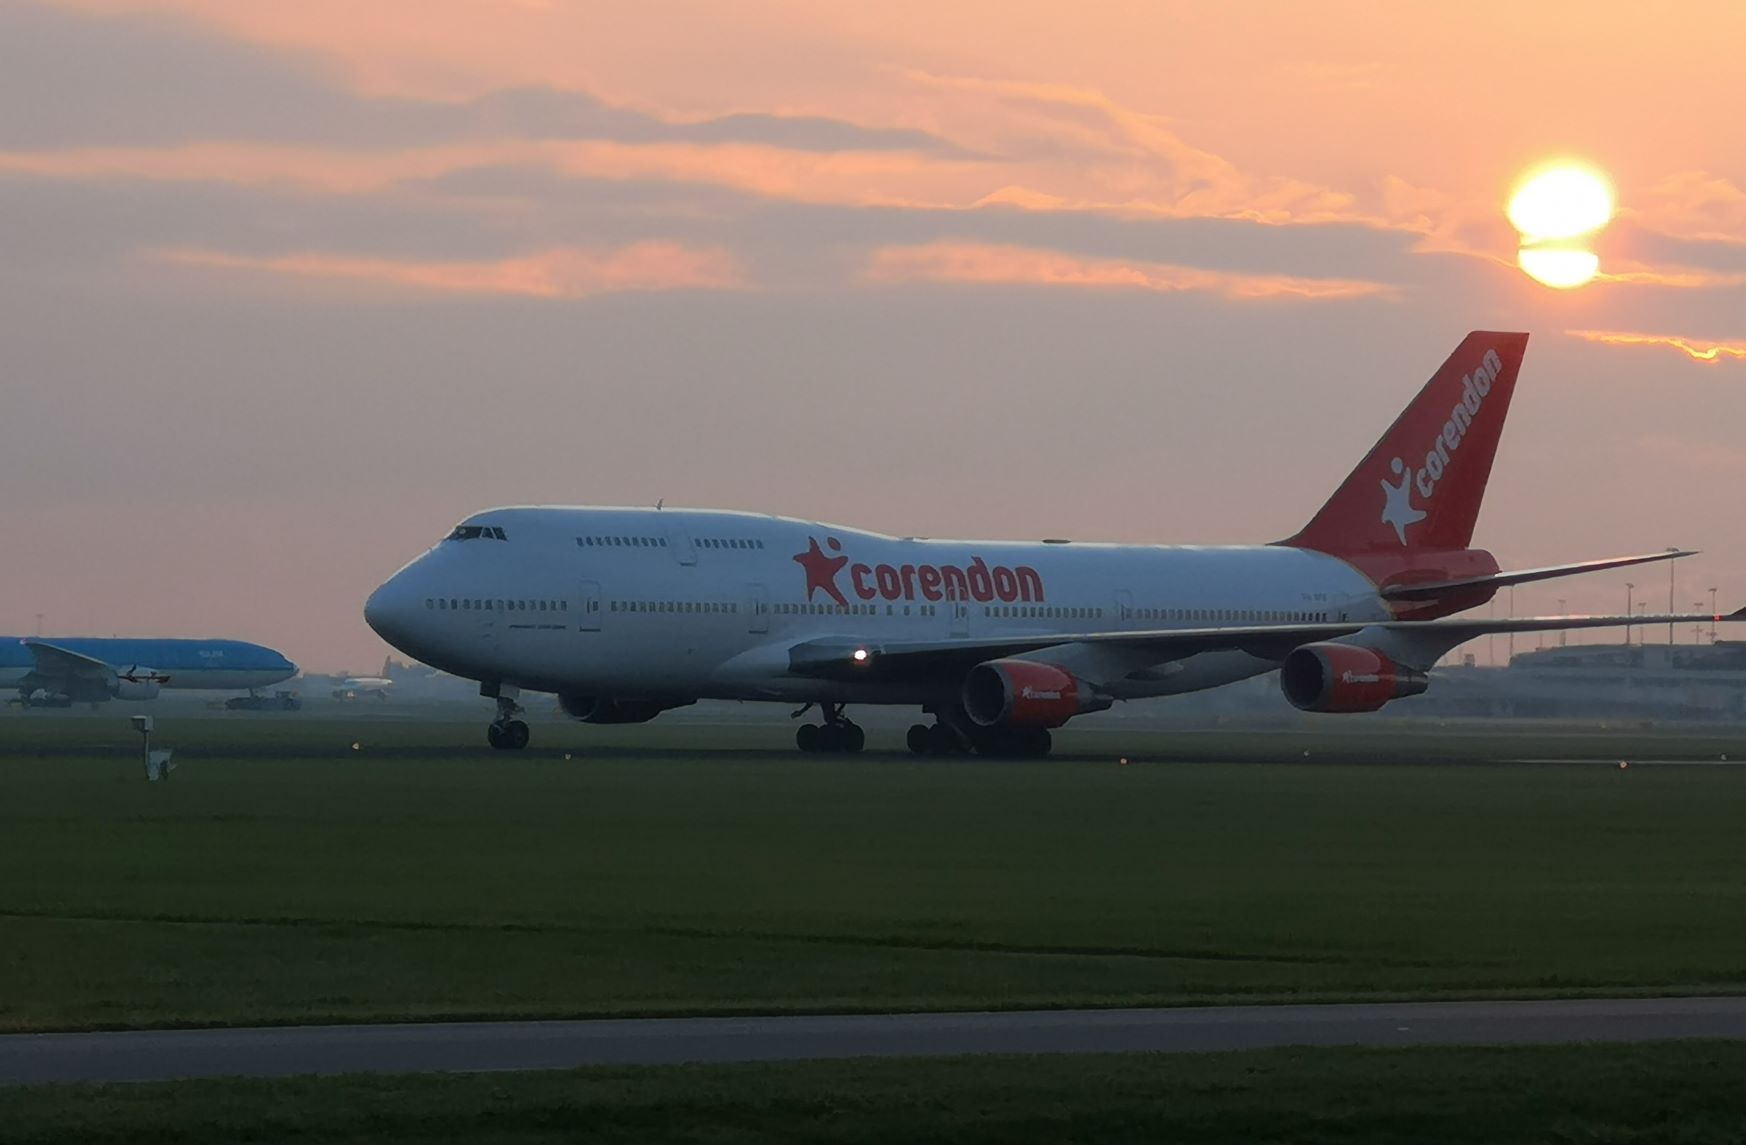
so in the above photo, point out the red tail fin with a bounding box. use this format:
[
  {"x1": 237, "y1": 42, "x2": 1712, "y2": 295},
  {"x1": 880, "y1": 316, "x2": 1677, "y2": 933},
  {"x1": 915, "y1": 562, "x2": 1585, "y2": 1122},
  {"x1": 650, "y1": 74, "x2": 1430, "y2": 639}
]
[{"x1": 1280, "y1": 331, "x2": 1528, "y2": 555}]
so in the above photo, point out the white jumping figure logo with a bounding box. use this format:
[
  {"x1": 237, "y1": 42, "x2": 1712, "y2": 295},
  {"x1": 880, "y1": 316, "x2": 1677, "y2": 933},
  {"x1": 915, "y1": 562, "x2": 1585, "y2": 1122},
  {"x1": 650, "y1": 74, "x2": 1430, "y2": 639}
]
[{"x1": 1379, "y1": 457, "x2": 1426, "y2": 546}]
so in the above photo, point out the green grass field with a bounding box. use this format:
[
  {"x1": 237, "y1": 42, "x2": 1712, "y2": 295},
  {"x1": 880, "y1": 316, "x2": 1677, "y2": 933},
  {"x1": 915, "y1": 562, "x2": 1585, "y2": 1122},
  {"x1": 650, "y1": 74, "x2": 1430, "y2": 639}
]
[
  {"x1": 2, "y1": 713, "x2": 1745, "y2": 1032},
  {"x1": 6, "y1": 1042, "x2": 1746, "y2": 1144}
]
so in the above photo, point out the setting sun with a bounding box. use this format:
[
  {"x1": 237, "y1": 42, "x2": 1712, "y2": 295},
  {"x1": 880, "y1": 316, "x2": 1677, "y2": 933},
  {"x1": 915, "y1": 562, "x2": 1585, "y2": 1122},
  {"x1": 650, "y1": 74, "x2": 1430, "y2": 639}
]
[
  {"x1": 1507, "y1": 162, "x2": 1614, "y2": 288},
  {"x1": 1516, "y1": 246, "x2": 1601, "y2": 290},
  {"x1": 1508, "y1": 164, "x2": 1615, "y2": 240}
]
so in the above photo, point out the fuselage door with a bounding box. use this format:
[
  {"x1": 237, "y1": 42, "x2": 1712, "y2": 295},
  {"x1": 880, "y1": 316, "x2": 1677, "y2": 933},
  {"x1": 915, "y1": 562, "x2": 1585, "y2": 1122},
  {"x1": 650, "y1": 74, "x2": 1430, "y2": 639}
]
[
  {"x1": 577, "y1": 579, "x2": 603, "y2": 632},
  {"x1": 948, "y1": 581, "x2": 970, "y2": 638},
  {"x1": 746, "y1": 583, "x2": 770, "y2": 634},
  {"x1": 665, "y1": 523, "x2": 697, "y2": 566},
  {"x1": 1114, "y1": 589, "x2": 1134, "y2": 623}
]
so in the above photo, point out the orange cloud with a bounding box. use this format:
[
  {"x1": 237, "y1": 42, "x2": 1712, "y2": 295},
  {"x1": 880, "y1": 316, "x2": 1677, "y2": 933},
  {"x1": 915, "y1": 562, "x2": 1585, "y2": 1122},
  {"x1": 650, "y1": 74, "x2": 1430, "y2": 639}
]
[
  {"x1": 0, "y1": 138, "x2": 985, "y2": 206},
  {"x1": 1567, "y1": 329, "x2": 1746, "y2": 364},
  {"x1": 0, "y1": 142, "x2": 478, "y2": 192},
  {"x1": 16, "y1": 12, "x2": 1746, "y2": 299},
  {"x1": 1594, "y1": 266, "x2": 1746, "y2": 289},
  {"x1": 903, "y1": 71, "x2": 1371, "y2": 226},
  {"x1": 155, "y1": 242, "x2": 742, "y2": 298},
  {"x1": 866, "y1": 241, "x2": 1393, "y2": 301},
  {"x1": 1629, "y1": 171, "x2": 1746, "y2": 246},
  {"x1": 48, "y1": 0, "x2": 1746, "y2": 254}
]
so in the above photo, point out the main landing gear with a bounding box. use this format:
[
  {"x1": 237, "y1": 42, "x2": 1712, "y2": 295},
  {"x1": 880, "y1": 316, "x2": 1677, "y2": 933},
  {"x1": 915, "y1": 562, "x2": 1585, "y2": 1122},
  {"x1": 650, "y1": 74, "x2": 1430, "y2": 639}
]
[
  {"x1": 486, "y1": 692, "x2": 530, "y2": 750},
  {"x1": 793, "y1": 702, "x2": 865, "y2": 754},
  {"x1": 907, "y1": 707, "x2": 1053, "y2": 758}
]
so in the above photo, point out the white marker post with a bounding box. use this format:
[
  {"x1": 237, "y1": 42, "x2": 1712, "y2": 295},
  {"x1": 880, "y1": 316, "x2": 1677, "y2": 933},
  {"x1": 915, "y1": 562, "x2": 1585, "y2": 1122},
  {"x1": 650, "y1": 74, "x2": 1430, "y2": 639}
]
[{"x1": 132, "y1": 715, "x2": 172, "y2": 780}]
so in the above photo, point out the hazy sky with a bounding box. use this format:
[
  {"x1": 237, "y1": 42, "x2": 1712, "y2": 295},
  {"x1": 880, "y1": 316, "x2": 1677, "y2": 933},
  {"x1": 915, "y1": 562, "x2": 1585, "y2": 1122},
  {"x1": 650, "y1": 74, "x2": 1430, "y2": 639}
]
[{"x1": 5, "y1": 0, "x2": 1745, "y2": 671}]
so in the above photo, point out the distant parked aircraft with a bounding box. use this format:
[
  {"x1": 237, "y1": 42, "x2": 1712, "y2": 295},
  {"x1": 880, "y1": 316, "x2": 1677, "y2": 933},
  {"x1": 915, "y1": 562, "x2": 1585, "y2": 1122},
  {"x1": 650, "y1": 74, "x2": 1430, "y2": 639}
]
[
  {"x1": 1, "y1": 637, "x2": 296, "y2": 707},
  {"x1": 332, "y1": 657, "x2": 394, "y2": 701},
  {"x1": 364, "y1": 331, "x2": 1743, "y2": 754}
]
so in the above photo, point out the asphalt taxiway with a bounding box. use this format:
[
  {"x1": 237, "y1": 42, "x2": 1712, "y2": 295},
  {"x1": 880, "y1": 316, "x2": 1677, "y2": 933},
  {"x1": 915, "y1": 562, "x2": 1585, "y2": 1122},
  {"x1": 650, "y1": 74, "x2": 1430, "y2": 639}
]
[{"x1": 5, "y1": 996, "x2": 1746, "y2": 1085}]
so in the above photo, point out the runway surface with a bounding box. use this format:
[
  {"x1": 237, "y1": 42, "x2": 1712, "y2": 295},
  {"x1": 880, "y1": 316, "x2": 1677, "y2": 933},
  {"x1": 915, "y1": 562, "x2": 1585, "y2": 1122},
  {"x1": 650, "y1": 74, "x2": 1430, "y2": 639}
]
[{"x1": 5, "y1": 996, "x2": 1746, "y2": 1085}]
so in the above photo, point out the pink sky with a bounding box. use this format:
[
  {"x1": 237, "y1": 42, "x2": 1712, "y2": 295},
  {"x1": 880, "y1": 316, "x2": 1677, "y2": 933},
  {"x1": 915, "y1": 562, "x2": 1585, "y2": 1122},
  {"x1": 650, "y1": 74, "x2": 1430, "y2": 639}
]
[{"x1": 4, "y1": 1, "x2": 1745, "y2": 670}]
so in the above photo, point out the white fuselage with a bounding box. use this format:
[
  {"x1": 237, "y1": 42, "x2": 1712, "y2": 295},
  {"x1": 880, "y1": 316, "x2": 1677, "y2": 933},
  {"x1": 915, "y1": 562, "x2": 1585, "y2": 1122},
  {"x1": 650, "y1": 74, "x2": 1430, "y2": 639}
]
[{"x1": 364, "y1": 507, "x2": 1390, "y2": 707}]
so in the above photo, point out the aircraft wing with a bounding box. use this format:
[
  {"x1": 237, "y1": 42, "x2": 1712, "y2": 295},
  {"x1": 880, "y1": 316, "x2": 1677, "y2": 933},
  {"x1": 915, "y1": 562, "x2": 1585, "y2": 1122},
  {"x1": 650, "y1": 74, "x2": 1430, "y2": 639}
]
[
  {"x1": 786, "y1": 607, "x2": 1746, "y2": 681},
  {"x1": 22, "y1": 640, "x2": 117, "y2": 688},
  {"x1": 1380, "y1": 550, "x2": 1696, "y2": 602}
]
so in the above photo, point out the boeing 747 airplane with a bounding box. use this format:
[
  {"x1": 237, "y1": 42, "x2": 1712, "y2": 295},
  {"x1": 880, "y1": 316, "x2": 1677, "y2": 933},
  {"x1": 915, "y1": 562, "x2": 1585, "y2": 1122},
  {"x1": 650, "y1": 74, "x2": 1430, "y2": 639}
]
[
  {"x1": 2, "y1": 637, "x2": 297, "y2": 707},
  {"x1": 364, "y1": 332, "x2": 1742, "y2": 754}
]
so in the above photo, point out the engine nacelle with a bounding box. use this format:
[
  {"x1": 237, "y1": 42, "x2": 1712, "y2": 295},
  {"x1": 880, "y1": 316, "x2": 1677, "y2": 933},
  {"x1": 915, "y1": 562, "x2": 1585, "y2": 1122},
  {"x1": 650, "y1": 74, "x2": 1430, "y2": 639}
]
[
  {"x1": 1279, "y1": 643, "x2": 1427, "y2": 713},
  {"x1": 962, "y1": 659, "x2": 1110, "y2": 729},
  {"x1": 112, "y1": 668, "x2": 165, "y2": 701},
  {"x1": 557, "y1": 695, "x2": 695, "y2": 724}
]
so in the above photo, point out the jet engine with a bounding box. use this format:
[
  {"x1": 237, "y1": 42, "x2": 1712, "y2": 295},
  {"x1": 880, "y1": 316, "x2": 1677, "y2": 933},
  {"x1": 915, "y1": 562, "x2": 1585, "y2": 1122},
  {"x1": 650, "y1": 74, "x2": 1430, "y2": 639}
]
[
  {"x1": 1279, "y1": 643, "x2": 1427, "y2": 713},
  {"x1": 558, "y1": 695, "x2": 695, "y2": 724},
  {"x1": 962, "y1": 659, "x2": 1110, "y2": 728},
  {"x1": 112, "y1": 669, "x2": 165, "y2": 701}
]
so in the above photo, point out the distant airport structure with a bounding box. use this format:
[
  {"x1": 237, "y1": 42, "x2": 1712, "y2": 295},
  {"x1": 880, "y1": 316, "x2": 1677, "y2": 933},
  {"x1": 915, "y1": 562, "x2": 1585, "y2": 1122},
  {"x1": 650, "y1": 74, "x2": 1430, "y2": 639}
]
[
  {"x1": 1, "y1": 637, "x2": 296, "y2": 708},
  {"x1": 1478, "y1": 640, "x2": 1746, "y2": 719}
]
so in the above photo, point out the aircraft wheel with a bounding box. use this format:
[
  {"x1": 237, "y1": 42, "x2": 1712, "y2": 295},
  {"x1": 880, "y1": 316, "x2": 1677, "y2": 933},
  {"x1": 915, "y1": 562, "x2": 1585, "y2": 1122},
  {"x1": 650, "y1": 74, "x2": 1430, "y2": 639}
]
[
  {"x1": 1023, "y1": 727, "x2": 1053, "y2": 757},
  {"x1": 501, "y1": 720, "x2": 530, "y2": 750},
  {"x1": 907, "y1": 724, "x2": 930, "y2": 755},
  {"x1": 796, "y1": 723, "x2": 822, "y2": 752},
  {"x1": 835, "y1": 722, "x2": 865, "y2": 753},
  {"x1": 924, "y1": 723, "x2": 960, "y2": 756},
  {"x1": 487, "y1": 723, "x2": 503, "y2": 749},
  {"x1": 972, "y1": 729, "x2": 1015, "y2": 757}
]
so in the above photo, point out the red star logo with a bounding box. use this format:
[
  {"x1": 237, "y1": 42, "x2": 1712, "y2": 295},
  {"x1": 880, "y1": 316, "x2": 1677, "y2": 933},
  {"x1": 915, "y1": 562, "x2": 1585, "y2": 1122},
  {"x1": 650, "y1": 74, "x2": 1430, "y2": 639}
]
[{"x1": 793, "y1": 536, "x2": 850, "y2": 607}]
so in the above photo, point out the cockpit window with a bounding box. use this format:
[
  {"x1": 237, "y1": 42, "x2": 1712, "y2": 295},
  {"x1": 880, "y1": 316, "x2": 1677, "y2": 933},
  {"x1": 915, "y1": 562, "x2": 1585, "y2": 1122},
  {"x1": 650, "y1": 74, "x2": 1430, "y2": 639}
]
[{"x1": 444, "y1": 525, "x2": 507, "y2": 542}]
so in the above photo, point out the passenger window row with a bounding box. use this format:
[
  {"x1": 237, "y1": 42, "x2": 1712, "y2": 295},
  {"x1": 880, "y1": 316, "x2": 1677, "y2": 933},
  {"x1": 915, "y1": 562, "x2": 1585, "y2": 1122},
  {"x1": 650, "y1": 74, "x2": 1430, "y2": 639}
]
[
  {"x1": 426, "y1": 598, "x2": 568, "y2": 612},
  {"x1": 578, "y1": 535, "x2": 667, "y2": 549},
  {"x1": 612, "y1": 600, "x2": 738, "y2": 614},
  {"x1": 771, "y1": 603, "x2": 939, "y2": 616},
  {"x1": 985, "y1": 605, "x2": 1104, "y2": 620},
  {"x1": 700, "y1": 538, "x2": 765, "y2": 550},
  {"x1": 1119, "y1": 607, "x2": 1328, "y2": 624}
]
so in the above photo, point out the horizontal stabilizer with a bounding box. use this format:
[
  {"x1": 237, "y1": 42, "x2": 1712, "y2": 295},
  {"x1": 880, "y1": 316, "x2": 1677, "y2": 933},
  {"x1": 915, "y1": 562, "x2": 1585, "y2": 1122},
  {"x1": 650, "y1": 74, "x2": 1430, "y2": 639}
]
[{"x1": 1381, "y1": 549, "x2": 1697, "y2": 602}]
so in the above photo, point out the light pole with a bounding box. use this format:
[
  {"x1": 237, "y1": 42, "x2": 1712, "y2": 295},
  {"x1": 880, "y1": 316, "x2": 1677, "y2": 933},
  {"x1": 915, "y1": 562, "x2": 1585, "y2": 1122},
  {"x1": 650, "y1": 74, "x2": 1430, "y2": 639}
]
[
  {"x1": 1558, "y1": 599, "x2": 1567, "y2": 647},
  {"x1": 1668, "y1": 548, "x2": 1679, "y2": 647},
  {"x1": 1711, "y1": 586, "x2": 1720, "y2": 643},
  {"x1": 1508, "y1": 586, "x2": 1516, "y2": 663},
  {"x1": 1625, "y1": 582, "x2": 1635, "y2": 646}
]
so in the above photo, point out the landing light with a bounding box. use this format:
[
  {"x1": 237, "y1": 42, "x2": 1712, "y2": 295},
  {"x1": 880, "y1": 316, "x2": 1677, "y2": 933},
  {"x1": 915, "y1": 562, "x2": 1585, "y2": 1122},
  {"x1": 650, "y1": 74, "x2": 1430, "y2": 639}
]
[{"x1": 852, "y1": 648, "x2": 870, "y2": 664}]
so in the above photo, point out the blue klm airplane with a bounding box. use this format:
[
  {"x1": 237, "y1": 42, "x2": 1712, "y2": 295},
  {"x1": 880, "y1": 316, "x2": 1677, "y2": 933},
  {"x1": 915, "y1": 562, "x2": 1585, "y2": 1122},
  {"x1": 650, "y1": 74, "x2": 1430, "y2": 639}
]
[{"x1": 0, "y1": 637, "x2": 297, "y2": 707}]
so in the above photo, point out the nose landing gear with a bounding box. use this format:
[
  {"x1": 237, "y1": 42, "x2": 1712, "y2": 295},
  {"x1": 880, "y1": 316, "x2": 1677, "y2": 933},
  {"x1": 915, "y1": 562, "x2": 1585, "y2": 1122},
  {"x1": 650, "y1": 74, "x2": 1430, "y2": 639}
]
[
  {"x1": 486, "y1": 691, "x2": 530, "y2": 750},
  {"x1": 793, "y1": 702, "x2": 865, "y2": 753}
]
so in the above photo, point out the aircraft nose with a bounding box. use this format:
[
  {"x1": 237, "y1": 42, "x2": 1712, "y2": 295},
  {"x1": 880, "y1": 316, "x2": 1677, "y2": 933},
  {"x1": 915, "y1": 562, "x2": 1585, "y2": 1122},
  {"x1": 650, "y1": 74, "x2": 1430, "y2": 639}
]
[{"x1": 364, "y1": 573, "x2": 419, "y2": 651}]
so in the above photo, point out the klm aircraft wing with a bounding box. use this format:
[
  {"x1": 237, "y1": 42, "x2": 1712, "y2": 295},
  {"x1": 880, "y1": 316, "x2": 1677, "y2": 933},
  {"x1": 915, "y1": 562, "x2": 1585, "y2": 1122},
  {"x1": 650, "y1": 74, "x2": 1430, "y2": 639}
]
[{"x1": 22, "y1": 640, "x2": 117, "y2": 690}]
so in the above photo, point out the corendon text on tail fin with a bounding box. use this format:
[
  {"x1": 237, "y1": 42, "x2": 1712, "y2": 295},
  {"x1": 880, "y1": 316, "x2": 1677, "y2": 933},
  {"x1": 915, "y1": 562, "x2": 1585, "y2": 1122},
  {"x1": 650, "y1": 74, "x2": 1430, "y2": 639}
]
[{"x1": 1279, "y1": 331, "x2": 1528, "y2": 556}]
